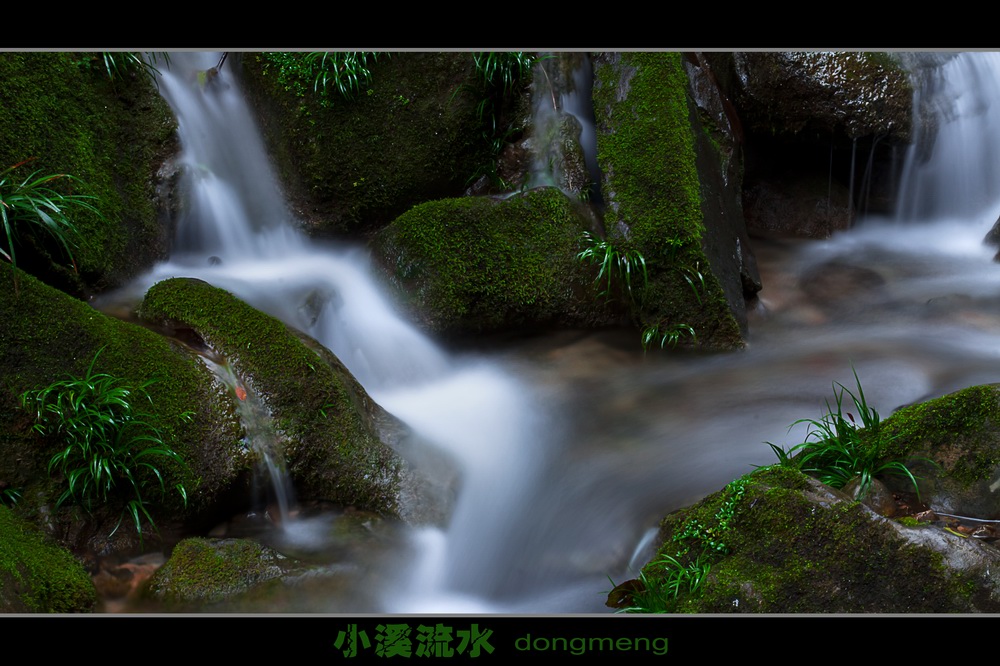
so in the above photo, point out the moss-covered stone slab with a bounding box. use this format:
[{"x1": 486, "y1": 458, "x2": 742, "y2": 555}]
[
  {"x1": 592, "y1": 52, "x2": 744, "y2": 349},
  {"x1": 139, "y1": 278, "x2": 404, "y2": 517},
  {"x1": 0, "y1": 263, "x2": 246, "y2": 553},
  {"x1": 632, "y1": 467, "x2": 1000, "y2": 613},
  {"x1": 373, "y1": 187, "x2": 614, "y2": 338},
  {"x1": 0, "y1": 506, "x2": 97, "y2": 612}
]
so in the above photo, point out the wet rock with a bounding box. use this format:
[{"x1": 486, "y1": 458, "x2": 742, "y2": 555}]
[
  {"x1": 372, "y1": 188, "x2": 616, "y2": 337},
  {"x1": 140, "y1": 279, "x2": 399, "y2": 516},
  {"x1": 635, "y1": 467, "x2": 1000, "y2": 612},
  {"x1": 799, "y1": 261, "x2": 886, "y2": 304},
  {"x1": 144, "y1": 537, "x2": 290, "y2": 605},
  {"x1": 727, "y1": 52, "x2": 912, "y2": 231},
  {"x1": 744, "y1": 177, "x2": 854, "y2": 239},
  {"x1": 880, "y1": 384, "x2": 1000, "y2": 519},
  {"x1": 983, "y1": 217, "x2": 1000, "y2": 261}
]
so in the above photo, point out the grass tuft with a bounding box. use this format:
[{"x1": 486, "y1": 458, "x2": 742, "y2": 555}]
[{"x1": 20, "y1": 347, "x2": 189, "y2": 543}]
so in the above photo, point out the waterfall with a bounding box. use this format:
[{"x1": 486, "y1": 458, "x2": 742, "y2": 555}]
[
  {"x1": 131, "y1": 51, "x2": 561, "y2": 611},
  {"x1": 894, "y1": 52, "x2": 1000, "y2": 224}
]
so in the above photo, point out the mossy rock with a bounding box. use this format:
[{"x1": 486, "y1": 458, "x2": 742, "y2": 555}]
[
  {"x1": 0, "y1": 263, "x2": 247, "y2": 552},
  {"x1": 0, "y1": 52, "x2": 176, "y2": 294},
  {"x1": 0, "y1": 505, "x2": 97, "y2": 612},
  {"x1": 632, "y1": 467, "x2": 1000, "y2": 613},
  {"x1": 138, "y1": 278, "x2": 404, "y2": 516},
  {"x1": 144, "y1": 537, "x2": 291, "y2": 606},
  {"x1": 239, "y1": 52, "x2": 495, "y2": 237},
  {"x1": 372, "y1": 187, "x2": 616, "y2": 337},
  {"x1": 592, "y1": 52, "x2": 744, "y2": 349},
  {"x1": 879, "y1": 384, "x2": 1000, "y2": 517}
]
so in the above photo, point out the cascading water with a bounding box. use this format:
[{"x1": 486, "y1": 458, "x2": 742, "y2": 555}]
[
  {"x1": 104, "y1": 51, "x2": 1000, "y2": 613},
  {"x1": 116, "y1": 52, "x2": 567, "y2": 611}
]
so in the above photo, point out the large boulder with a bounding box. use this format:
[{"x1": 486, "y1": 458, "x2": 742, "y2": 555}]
[
  {"x1": 592, "y1": 52, "x2": 746, "y2": 349},
  {"x1": 620, "y1": 466, "x2": 1000, "y2": 613},
  {"x1": 0, "y1": 263, "x2": 246, "y2": 554},
  {"x1": 138, "y1": 278, "x2": 421, "y2": 519},
  {"x1": 620, "y1": 383, "x2": 1000, "y2": 613},
  {"x1": 0, "y1": 52, "x2": 177, "y2": 294},
  {"x1": 239, "y1": 52, "x2": 497, "y2": 237},
  {"x1": 372, "y1": 187, "x2": 616, "y2": 338}
]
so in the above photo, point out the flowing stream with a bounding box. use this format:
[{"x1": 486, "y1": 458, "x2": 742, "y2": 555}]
[{"x1": 105, "y1": 52, "x2": 1000, "y2": 612}]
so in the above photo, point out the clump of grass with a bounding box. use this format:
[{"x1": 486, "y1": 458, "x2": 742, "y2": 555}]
[
  {"x1": 20, "y1": 347, "x2": 189, "y2": 542},
  {"x1": 576, "y1": 231, "x2": 648, "y2": 302},
  {"x1": 766, "y1": 368, "x2": 929, "y2": 500},
  {"x1": 305, "y1": 52, "x2": 381, "y2": 101},
  {"x1": 0, "y1": 159, "x2": 100, "y2": 288},
  {"x1": 641, "y1": 323, "x2": 696, "y2": 351},
  {"x1": 100, "y1": 52, "x2": 170, "y2": 85}
]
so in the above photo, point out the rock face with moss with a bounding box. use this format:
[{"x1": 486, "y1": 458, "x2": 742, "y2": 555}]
[
  {"x1": 0, "y1": 52, "x2": 176, "y2": 294},
  {"x1": 239, "y1": 52, "x2": 494, "y2": 237},
  {"x1": 592, "y1": 52, "x2": 748, "y2": 349},
  {"x1": 373, "y1": 187, "x2": 615, "y2": 337},
  {"x1": 0, "y1": 264, "x2": 246, "y2": 553},
  {"x1": 716, "y1": 52, "x2": 913, "y2": 237},
  {"x1": 627, "y1": 383, "x2": 1000, "y2": 613},
  {"x1": 139, "y1": 278, "x2": 407, "y2": 517},
  {"x1": 0, "y1": 506, "x2": 97, "y2": 612},
  {"x1": 630, "y1": 467, "x2": 1000, "y2": 613},
  {"x1": 880, "y1": 384, "x2": 1000, "y2": 517}
]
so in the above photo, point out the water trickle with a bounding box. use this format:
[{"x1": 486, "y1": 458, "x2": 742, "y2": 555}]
[
  {"x1": 128, "y1": 51, "x2": 562, "y2": 611},
  {"x1": 525, "y1": 54, "x2": 600, "y2": 199}
]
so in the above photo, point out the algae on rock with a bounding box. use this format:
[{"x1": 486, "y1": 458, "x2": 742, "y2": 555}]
[
  {"x1": 0, "y1": 505, "x2": 97, "y2": 612},
  {"x1": 139, "y1": 278, "x2": 405, "y2": 517},
  {"x1": 0, "y1": 263, "x2": 245, "y2": 552},
  {"x1": 592, "y1": 52, "x2": 745, "y2": 349},
  {"x1": 373, "y1": 187, "x2": 616, "y2": 337},
  {"x1": 0, "y1": 52, "x2": 176, "y2": 294}
]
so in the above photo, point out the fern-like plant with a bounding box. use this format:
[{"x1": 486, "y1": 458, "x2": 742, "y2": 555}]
[
  {"x1": 0, "y1": 159, "x2": 99, "y2": 286},
  {"x1": 766, "y1": 369, "x2": 929, "y2": 500},
  {"x1": 21, "y1": 348, "x2": 189, "y2": 541}
]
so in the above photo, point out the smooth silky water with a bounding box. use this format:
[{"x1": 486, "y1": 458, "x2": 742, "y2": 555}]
[{"x1": 98, "y1": 52, "x2": 1000, "y2": 612}]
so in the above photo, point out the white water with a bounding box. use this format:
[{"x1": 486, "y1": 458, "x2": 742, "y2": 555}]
[
  {"x1": 124, "y1": 52, "x2": 563, "y2": 611},
  {"x1": 107, "y1": 52, "x2": 1000, "y2": 613}
]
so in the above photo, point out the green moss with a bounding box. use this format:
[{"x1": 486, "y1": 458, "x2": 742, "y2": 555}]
[
  {"x1": 638, "y1": 467, "x2": 990, "y2": 612},
  {"x1": 0, "y1": 505, "x2": 97, "y2": 612},
  {"x1": 881, "y1": 385, "x2": 1000, "y2": 486},
  {"x1": 0, "y1": 263, "x2": 245, "y2": 523},
  {"x1": 241, "y1": 52, "x2": 493, "y2": 237},
  {"x1": 375, "y1": 187, "x2": 610, "y2": 336},
  {"x1": 592, "y1": 52, "x2": 742, "y2": 348},
  {"x1": 0, "y1": 52, "x2": 176, "y2": 293},
  {"x1": 138, "y1": 278, "x2": 401, "y2": 514},
  {"x1": 145, "y1": 537, "x2": 285, "y2": 605}
]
